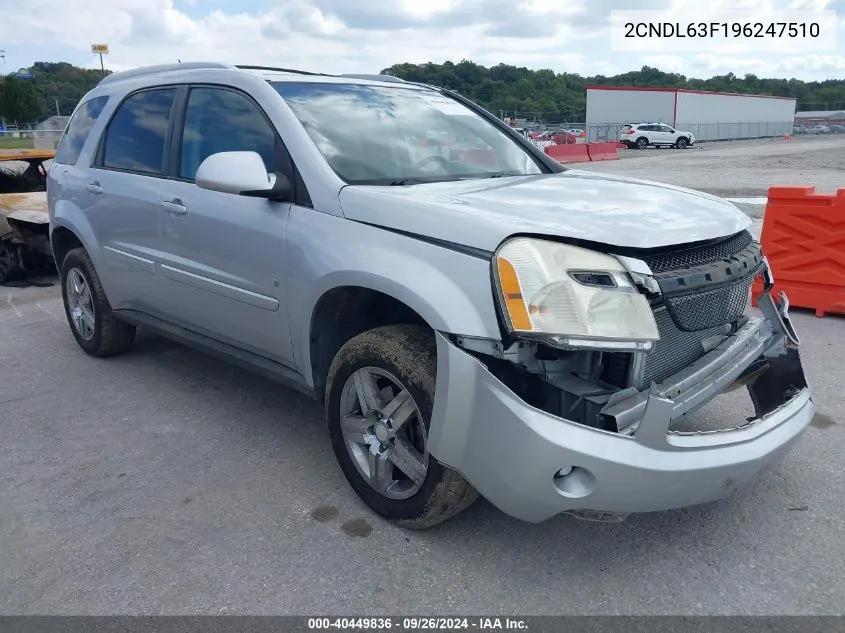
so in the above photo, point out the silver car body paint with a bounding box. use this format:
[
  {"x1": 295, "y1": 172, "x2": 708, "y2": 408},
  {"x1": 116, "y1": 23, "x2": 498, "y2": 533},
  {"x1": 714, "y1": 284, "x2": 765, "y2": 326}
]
[{"x1": 48, "y1": 64, "x2": 813, "y2": 524}]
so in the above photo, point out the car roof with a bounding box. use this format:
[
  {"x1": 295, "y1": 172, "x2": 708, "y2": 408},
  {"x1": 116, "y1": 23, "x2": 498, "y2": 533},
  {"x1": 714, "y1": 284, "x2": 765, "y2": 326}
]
[{"x1": 96, "y1": 62, "x2": 422, "y2": 90}]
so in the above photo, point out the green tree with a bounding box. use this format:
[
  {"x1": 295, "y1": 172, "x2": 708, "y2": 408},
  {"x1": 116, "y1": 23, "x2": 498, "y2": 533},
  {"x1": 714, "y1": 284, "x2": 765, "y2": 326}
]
[{"x1": 0, "y1": 76, "x2": 44, "y2": 124}]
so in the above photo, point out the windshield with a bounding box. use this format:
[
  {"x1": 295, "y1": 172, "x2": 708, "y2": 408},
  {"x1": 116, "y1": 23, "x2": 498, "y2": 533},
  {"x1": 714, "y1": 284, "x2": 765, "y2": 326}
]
[{"x1": 271, "y1": 82, "x2": 545, "y2": 185}]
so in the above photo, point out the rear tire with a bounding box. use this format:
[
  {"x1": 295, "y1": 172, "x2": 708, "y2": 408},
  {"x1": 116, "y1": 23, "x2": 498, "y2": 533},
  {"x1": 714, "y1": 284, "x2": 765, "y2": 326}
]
[
  {"x1": 325, "y1": 324, "x2": 479, "y2": 529},
  {"x1": 636, "y1": 136, "x2": 649, "y2": 149},
  {"x1": 60, "y1": 247, "x2": 136, "y2": 357}
]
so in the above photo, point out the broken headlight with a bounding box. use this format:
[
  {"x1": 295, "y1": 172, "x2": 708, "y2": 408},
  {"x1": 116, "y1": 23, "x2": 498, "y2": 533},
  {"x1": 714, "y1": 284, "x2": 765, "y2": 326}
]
[{"x1": 493, "y1": 237, "x2": 660, "y2": 351}]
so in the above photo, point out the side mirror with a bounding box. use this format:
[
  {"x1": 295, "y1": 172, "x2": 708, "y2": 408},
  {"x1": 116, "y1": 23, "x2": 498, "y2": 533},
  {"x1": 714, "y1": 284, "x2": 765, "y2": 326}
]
[{"x1": 195, "y1": 151, "x2": 291, "y2": 201}]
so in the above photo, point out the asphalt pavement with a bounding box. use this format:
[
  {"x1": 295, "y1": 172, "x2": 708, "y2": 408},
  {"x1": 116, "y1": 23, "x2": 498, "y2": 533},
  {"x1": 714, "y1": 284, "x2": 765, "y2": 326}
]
[{"x1": 1, "y1": 279, "x2": 843, "y2": 615}]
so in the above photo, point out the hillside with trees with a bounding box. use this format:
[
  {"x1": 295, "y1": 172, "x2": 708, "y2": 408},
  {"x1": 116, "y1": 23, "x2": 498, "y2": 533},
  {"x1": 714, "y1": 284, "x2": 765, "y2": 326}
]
[
  {"x1": 2, "y1": 59, "x2": 844, "y2": 126},
  {"x1": 382, "y1": 61, "x2": 845, "y2": 122},
  {"x1": 0, "y1": 62, "x2": 109, "y2": 125}
]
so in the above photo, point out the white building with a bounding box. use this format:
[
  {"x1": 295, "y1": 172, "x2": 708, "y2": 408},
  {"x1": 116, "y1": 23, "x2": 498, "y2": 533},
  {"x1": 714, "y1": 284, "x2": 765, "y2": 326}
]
[
  {"x1": 33, "y1": 115, "x2": 70, "y2": 150},
  {"x1": 585, "y1": 87, "x2": 797, "y2": 142}
]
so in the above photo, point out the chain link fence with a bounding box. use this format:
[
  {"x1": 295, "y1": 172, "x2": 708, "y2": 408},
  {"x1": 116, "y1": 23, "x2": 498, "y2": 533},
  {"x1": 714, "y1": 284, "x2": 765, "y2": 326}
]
[
  {"x1": 502, "y1": 117, "x2": 804, "y2": 144},
  {"x1": 494, "y1": 112, "x2": 810, "y2": 144},
  {"x1": 1, "y1": 123, "x2": 66, "y2": 150},
  {"x1": 586, "y1": 121, "x2": 805, "y2": 143}
]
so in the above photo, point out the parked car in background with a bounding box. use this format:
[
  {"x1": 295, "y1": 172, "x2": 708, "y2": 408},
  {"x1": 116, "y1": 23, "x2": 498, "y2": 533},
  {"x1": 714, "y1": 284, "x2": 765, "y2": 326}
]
[
  {"x1": 48, "y1": 63, "x2": 813, "y2": 529},
  {"x1": 805, "y1": 125, "x2": 830, "y2": 134},
  {"x1": 536, "y1": 129, "x2": 576, "y2": 145},
  {"x1": 791, "y1": 124, "x2": 806, "y2": 135},
  {"x1": 828, "y1": 124, "x2": 845, "y2": 134},
  {"x1": 619, "y1": 123, "x2": 695, "y2": 149}
]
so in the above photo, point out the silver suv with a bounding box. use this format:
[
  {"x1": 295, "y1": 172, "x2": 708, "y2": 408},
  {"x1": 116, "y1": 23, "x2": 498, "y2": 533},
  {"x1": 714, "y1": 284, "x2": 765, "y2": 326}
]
[
  {"x1": 620, "y1": 123, "x2": 696, "y2": 149},
  {"x1": 48, "y1": 63, "x2": 813, "y2": 528}
]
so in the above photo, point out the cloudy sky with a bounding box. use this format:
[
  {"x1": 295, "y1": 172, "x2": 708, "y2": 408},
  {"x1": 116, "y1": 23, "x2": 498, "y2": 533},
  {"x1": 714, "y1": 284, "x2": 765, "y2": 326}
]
[{"x1": 0, "y1": 0, "x2": 842, "y2": 81}]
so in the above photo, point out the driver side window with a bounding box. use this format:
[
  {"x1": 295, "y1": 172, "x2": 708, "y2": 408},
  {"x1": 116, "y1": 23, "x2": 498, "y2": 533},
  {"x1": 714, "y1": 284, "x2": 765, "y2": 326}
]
[{"x1": 179, "y1": 87, "x2": 283, "y2": 181}]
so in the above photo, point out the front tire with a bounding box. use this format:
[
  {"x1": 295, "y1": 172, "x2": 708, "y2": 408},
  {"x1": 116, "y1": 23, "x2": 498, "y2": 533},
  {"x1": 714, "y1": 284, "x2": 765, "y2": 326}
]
[
  {"x1": 675, "y1": 137, "x2": 689, "y2": 149},
  {"x1": 60, "y1": 247, "x2": 136, "y2": 357},
  {"x1": 326, "y1": 325, "x2": 479, "y2": 529}
]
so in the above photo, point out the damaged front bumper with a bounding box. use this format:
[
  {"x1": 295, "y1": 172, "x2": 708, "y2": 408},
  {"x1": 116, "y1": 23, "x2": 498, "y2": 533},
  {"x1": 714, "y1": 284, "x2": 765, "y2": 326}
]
[{"x1": 427, "y1": 290, "x2": 813, "y2": 524}]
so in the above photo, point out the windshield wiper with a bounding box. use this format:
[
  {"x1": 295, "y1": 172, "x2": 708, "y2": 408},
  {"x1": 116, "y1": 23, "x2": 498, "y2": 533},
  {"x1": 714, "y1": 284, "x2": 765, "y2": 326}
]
[
  {"x1": 486, "y1": 171, "x2": 523, "y2": 178},
  {"x1": 389, "y1": 178, "x2": 425, "y2": 186}
]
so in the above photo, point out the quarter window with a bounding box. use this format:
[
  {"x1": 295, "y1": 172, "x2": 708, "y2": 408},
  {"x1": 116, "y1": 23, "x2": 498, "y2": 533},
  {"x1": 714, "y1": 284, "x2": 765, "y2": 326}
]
[
  {"x1": 54, "y1": 96, "x2": 109, "y2": 165},
  {"x1": 179, "y1": 87, "x2": 278, "y2": 181},
  {"x1": 102, "y1": 88, "x2": 176, "y2": 175}
]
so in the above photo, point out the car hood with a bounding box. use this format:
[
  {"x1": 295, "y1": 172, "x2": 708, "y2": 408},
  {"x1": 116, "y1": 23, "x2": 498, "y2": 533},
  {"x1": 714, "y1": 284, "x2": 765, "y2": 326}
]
[{"x1": 337, "y1": 170, "x2": 751, "y2": 252}]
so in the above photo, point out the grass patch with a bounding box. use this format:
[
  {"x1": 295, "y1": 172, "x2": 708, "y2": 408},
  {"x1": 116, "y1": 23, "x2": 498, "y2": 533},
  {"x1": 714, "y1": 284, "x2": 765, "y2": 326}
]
[{"x1": 0, "y1": 137, "x2": 35, "y2": 150}]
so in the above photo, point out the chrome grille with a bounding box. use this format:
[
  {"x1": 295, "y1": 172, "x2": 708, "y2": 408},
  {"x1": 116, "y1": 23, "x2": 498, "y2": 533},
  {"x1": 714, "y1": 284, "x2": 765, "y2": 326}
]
[{"x1": 635, "y1": 308, "x2": 731, "y2": 390}]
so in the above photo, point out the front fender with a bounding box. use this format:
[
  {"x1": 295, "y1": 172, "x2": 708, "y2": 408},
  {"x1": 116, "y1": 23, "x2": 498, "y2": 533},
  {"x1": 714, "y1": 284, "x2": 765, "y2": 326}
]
[{"x1": 285, "y1": 207, "x2": 502, "y2": 385}]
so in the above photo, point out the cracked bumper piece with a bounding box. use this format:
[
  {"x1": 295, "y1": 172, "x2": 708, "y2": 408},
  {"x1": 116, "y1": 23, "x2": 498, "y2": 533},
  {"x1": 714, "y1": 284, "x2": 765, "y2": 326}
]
[{"x1": 427, "y1": 294, "x2": 814, "y2": 524}]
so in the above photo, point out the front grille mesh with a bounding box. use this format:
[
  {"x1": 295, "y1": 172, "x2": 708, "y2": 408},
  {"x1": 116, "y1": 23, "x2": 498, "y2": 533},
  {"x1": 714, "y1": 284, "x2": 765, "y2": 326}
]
[
  {"x1": 663, "y1": 271, "x2": 757, "y2": 332},
  {"x1": 636, "y1": 308, "x2": 731, "y2": 390},
  {"x1": 629, "y1": 230, "x2": 760, "y2": 390},
  {"x1": 641, "y1": 230, "x2": 754, "y2": 273}
]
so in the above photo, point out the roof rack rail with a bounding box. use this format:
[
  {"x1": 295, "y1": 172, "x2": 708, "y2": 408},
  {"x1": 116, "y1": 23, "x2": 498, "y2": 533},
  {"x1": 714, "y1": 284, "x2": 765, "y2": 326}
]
[
  {"x1": 235, "y1": 65, "x2": 331, "y2": 76},
  {"x1": 96, "y1": 61, "x2": 233, "y2": 87},
  {"x1": 339, "y1": 73, "x2": 407, "y2": 83}
]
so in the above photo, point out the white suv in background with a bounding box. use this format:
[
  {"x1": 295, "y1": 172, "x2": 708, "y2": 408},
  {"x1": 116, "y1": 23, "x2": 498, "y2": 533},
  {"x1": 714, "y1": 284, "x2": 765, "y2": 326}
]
[{"x1": 620, "y1": 123, "x2": 695, "y2": 149}]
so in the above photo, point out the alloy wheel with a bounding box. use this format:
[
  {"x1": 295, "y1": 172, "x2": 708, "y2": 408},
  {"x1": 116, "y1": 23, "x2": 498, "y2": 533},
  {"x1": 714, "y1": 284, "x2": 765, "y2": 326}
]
[
  {"x1": 65, "y1": 267, "x2": 96, "y2": 341},
  {"x1": 339, "y1": 366, "x2": 429, "y2": 500}
]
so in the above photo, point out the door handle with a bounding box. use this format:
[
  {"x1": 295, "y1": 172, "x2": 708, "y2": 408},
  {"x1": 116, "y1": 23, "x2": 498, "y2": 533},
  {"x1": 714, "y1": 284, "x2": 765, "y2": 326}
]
[
  {"x1": 161, "y1": 199, "x2": 187, "y2": 214},
  {"x1": 86, "y1": 182, "x2": 103, "y2": 194}
]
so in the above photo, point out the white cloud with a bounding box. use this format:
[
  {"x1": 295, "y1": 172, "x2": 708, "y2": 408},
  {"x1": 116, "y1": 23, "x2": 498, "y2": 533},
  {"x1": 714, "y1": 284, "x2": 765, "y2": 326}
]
[
  {"x1": 642, "y1": 55, "x2": 687, "y2": 72},
  {"x1": 0, "y1": 0, "x2": 841, "y2": 81}
]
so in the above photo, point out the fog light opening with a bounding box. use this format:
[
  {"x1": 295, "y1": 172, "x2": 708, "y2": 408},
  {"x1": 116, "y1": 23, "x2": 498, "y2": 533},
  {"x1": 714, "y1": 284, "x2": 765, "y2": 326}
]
[{"x1": 553, "y1": 466, "x2": 596, "y2": 499}]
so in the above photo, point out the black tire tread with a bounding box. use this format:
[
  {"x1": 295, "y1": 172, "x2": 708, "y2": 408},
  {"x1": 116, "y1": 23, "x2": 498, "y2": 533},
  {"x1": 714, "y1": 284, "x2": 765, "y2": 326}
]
[
  {"x1": 61, "y1": 247, "x2": 135, "y2": 357},
  {"x1": 326, "y1": 324, "x2": 479, "y2": 530}
]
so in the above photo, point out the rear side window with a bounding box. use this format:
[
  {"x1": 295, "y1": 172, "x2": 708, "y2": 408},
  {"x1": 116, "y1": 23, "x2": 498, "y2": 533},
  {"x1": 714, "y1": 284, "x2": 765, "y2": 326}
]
[
  {"x1": 102, "y1": 88, "x2": 177, "y2": 175},
  {"x1": 54, "y1": 96, "x2": 109, "y2": 165}
]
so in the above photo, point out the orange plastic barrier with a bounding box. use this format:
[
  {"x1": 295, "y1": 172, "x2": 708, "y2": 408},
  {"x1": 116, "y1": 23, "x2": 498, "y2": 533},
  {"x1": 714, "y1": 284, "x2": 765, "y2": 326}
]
[
  {"x1": 751, "y1": 186, "x2": 845, "y2": 317},
  {"x1": 586, "y1": 142, "x2": 620, "y2": 161},
  {"x1": 545, "y1": 144, "x2": 590, "y2": 163}
]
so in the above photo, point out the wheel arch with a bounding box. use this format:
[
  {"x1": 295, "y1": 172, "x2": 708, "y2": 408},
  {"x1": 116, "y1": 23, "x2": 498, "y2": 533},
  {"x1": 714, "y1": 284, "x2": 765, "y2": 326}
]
[
  {"x1": 50, "y1": 208, "x2": 117, "y2": 301},
  {"x1": 308, "y1": 284, "x2": 436, "y2": 400},
  {"x1": 50, "y1": 225, "x2": 85, "y2": 270}
]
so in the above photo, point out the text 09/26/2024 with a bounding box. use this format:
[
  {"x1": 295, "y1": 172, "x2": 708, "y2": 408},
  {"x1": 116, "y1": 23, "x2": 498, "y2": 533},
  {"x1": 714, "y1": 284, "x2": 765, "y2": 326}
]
[
  {"x1": 610, "y1": 9, "x2": 837, "y2": 52},
  {"x1": 307, "y1": 618, "x2": 529, "y2": 631}
]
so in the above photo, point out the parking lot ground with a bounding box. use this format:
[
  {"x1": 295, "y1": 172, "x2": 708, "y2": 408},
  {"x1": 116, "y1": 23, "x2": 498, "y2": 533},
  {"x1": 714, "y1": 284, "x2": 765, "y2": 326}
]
[
  {"x1": 1, "y1": 280, "x2": 844, "y2": 615},
  {"x1": 579, "y1": 136, "x2": 845, "y2": 202}
]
